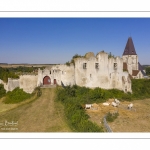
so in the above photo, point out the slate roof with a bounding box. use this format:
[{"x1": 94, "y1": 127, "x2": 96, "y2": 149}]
[
  {"x1": 138, "y1": 62, "x2": 146, "y2": 76},
  {"x1": 123, "y1": 37, "x2": 137, "y2": 55}
]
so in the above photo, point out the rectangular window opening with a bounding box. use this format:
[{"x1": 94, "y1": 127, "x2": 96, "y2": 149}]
[
  {"x1": 114, "y1": 63, "x2": 117, "y2": 70},
  {"x1": 83, "y1": 63, "x2": 87, "y2": 69},
  {"x1": 95, "y1": 63, "x2": 99, "y2": 69}
]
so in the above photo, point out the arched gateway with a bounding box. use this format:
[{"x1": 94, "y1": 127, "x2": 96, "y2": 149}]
[{"x1": 43, "y1": 76, "x2": 51, "y2": 85}]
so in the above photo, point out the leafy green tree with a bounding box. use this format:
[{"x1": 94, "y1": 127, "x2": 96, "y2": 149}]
[
  {"x1": 65, "y1": 61, "x2": 70, "y2": 66},
  {"x1": 65, "y1": 54, "x2": 83, "y2": 66},
  {"x1": 0, "y1": 84, "x2": 6, "y2": 99},
  {"x1": 0, "y1": 67, "x2": 19, "y2": 82},
  {"x1": 146, "y1": 67, "x2": 150, "y2": 75}
]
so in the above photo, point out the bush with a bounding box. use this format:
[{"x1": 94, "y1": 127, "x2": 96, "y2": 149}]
[
  {"x1": 35, "y1": 87, "x2": 42, "y2": 97},
  {"x1": 3, "y1": 87, "x2": 32, "y2": 104},
  {"x1": 65, "y1": 61, "x2": 70, "y2": 66},
  {"x1": 0, "y1": 84, "x2": 6, "y2": 99},
  {"x1": 131, "y1": 79, "x2": 150, "y2": 99},
  {"x1": 89, "y1": 88, "x2": 106, "y2": 101},
  {"x1": 106, "y1": 112, "x2": 119, "y2": 122},
  {"x1": 56, "y1": 86, "x2": 104, "y2": 132},
  {"x1": 121, "y1": 93, "x2": 132, "y2": 101}
]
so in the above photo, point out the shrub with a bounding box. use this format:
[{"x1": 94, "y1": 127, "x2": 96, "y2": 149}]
[
  {"x1": 0, "y1": 84, "x2": 6, "y2": 99},
  {"x1": 106, "y1": 112, "x2": 119, "y2": 122},
  {"x1": 35, "y1": 87, "x2": 42, "y2": 97},
  {"x1": 121, "y1": 93, "x2": 132, "y2": 101},
  {"x1": 65, "y1": 85, "x2": 76, "y2": 97},
  {"x1": 131, "y1": 79, "x2": 150, "y2": 99},
  {"x1": 89, "y1": 88, "x2": 106, "y2": 101},
  {"x1": 3, "y1": 87, "x2": 32, "y2": 104},
  {"x1": 56, "y1": 87, "x2": 104, "y2": 132},
  {"x1": 65, "y1": 61, "x2": 70, "y2": 66}
]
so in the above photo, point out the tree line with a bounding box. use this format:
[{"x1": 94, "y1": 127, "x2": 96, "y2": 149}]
[
  {"x1": 0, "y1": 67, "x2": 19, "y2": 82},
  {"x1": 0, "y1": 66, "x2": 45, "y2": 82}
]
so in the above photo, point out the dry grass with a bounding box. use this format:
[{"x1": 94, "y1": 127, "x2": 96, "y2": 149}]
[
  {"x1": 86, "y1": 99, "x2": 150, "y2": 132},
  {"x1": 0, "y1": 88, "x2": 71, "y2": 132},
  {"x1": 0, "y1": 94, "x2": 37, "y2": 113},
  {"x1": 2, "y1": 88, "x2": 150, "y2": 132}
]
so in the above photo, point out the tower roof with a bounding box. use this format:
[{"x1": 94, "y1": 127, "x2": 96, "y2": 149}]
[
  {"x1": 123, "y1": 37, "x2": 137, "y2": 55},
  {"x1": 138, "y1": 62, "x2": 146, "y2": 76}
]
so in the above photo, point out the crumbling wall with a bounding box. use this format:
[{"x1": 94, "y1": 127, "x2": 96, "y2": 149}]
[
  {"x1": 74, "y1": 51, "x2": 132, "y2": 92},
  {"x1": 74, "y1": 51, "x2": 110, "y2": 88},
  {"x1": 0, "y1": 78, "x2": 19, "y2": 92},
  {"x1": 7, "y1": 78, "x2": 19, "y2": 91},
  {"x1": 50, "y1": 64, "x2": 75, "y2": 86},
  {"x1": 19, "y1": 75, "x2": 38, "y2": 93}
]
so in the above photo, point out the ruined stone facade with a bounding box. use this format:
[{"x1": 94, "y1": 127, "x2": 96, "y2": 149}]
[
  {"x1": 2, "y1": 37, "x2": 146, "y2": 93},
  {"x1": 19, "y1": 75, "x2": 38, "y2": 93},
  {"x1": 37, "y1": 64, "x2": 75, "y2": 87},
  {"x1": 1, "y1": 75, "x2": 38, "y2": 94},
  {"x1": 37, "y1": 51, "x2": 132, "y2": 93}
]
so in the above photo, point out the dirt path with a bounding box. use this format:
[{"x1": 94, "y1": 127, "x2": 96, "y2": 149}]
[{"x1": 0, "y1": 88, "x2": 71, "y2": 132}]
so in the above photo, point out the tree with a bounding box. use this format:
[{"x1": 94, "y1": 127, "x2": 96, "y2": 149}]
[
  {"x1": 108, "y1": 52, "x2": 114, "y2": 58},
  {"x1": 70, "y1": 54, "x2": 82, "y2": 65},
  {"x1": 146, "y1": 67, "x2": 150, "y2": 75},
  {"x1": 65, "y1": 54, "x2": 82, "y2": 66},
  {"x1": 0, "y1": 84, "x2": 6, "y2": 99}
]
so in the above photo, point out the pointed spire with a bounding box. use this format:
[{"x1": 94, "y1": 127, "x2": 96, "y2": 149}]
[{"x1": 123, "y1": 37, "x2": 137, "y2": 55}]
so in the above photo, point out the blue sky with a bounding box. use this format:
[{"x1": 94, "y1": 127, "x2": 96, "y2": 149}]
[{"x1": 0, "y1": 18, "x2": 150, "y2": 65}]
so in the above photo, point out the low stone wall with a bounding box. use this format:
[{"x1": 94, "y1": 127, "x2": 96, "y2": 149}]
[{"x1": 7, "y1": 78, "x2": 19, "y2": 91}]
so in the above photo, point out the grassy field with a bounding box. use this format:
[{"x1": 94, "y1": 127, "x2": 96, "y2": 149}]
[
  {"x1": 1, "y1": 86, "x2": 150, "y2": 132},
  {"x1": 0, "y1": 88, "x2": 71, "y2": 132},
  {"x1": 86, "y1": 98, "x2": 150, "y2": 132}
]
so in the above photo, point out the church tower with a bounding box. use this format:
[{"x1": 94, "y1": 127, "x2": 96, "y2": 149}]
[{"x1": 122, "y1": 37, "x2": 139, "y2": 76}]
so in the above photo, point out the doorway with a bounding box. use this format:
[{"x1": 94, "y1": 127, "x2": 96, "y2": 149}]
[{"x1": 43, "y1": 76, "x2": 51, "y2": 85}]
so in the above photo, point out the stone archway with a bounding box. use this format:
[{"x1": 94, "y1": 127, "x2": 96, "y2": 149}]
[{"x1": 43, "y1": 76, "x2": 51, "y2": 85}]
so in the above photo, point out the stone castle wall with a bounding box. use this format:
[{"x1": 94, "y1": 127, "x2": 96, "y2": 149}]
[
  {"x1": 74, "y1": 51, "x2": 131, "y2": 92},
  {"x1": 19, "y1": 75, "x2": 38, "y2": 93},
  {"x1": 1, "y1": 75, "x2": 38, "y2": 94},
  {"x1": 1, "y1": 51, "x2": 132, "y2": 93}
]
